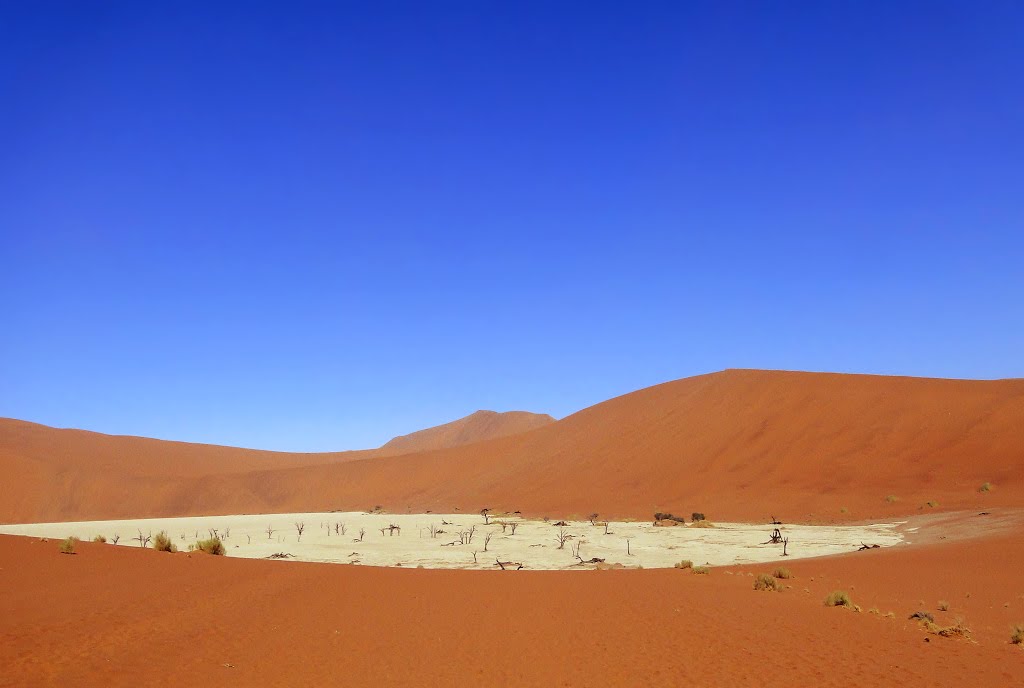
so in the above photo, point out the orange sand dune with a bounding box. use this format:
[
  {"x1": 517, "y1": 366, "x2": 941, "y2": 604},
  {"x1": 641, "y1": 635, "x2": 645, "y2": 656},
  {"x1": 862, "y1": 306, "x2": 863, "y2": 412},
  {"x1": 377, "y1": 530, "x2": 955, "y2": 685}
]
[
  {"x1": 2, "y1": 369, "x2": 1022, "y2": 523},
  {"x1": 379, "y1": 409, "x2": 554, "y2": 455},
  {"x1": 3, "y1": 511, "x2": 1023, "y2": 687}
]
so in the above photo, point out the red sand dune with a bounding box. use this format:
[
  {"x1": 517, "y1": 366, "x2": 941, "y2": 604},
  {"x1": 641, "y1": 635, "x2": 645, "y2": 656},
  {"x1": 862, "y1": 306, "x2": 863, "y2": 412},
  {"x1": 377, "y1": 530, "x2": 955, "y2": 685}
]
[
  {"x1": 379, "y1": 409, "x2": 554, "y2": 455},
  {"x1": 3, "y1": 510, "x2": 1023, "y2": 687},
  {"x1": 2, "y1": 369, "x2": 1022, "y2": 523}
]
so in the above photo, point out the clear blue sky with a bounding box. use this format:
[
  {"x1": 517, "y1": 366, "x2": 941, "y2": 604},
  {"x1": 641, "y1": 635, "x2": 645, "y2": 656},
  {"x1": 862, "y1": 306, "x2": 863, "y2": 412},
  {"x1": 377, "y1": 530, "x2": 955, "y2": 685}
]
[{"x1": 1, "y1": 2, "x2": 1021, "y2": 451}]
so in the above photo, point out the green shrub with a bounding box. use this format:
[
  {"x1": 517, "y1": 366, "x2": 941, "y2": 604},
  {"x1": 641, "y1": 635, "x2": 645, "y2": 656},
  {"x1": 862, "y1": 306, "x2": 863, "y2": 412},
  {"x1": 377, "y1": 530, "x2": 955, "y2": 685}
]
[
  {"x1": 824, "y1": 590, "x2": 852, "y2": 607},
  {"x1": 59, "y1": 537, "x2": 78, "y2": 555},
  {"x1": 674, "y1": 559, "x2": 693, "y2": 570},
  {"x1": 753, "y1": 574, "x2": 778, "y2": 591},
  {"x1": 194, "y1": 537, "x2": 225, "y2": 556},
  {"x1": 152, "y1": 531, "x2": 176, "y2": 553},
  {"x1": 772, "y1": 567, "x2": 792, "y2": 580}
]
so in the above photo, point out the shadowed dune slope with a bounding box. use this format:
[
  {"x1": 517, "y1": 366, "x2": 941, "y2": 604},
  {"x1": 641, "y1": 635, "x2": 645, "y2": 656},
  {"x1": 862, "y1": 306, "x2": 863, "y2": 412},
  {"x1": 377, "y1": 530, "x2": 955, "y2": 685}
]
[
  {"x1": 379, "y1": 410, "x2": 555, "y2": 455},
  {"x1": 2, "y1": 369, "x2": 1023, "y2": 523}
]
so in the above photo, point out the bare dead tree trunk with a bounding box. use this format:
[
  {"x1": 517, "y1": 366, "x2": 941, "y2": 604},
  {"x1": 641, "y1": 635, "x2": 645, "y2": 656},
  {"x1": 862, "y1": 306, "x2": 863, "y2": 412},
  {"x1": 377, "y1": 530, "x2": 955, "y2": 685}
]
[
  {"x1": 484, "y1": 532, "x2": 493, "y2": 552},
  {"x1": 481, "y1": 508, "x2": 490, "y2": 524},
  {"x1": 782, "y1": 537, "x2": 789, "y2": 556},
  {"x1": 357, "y1": 528, "x2": 365, "y2": 542},
  {"x1": 556, "y1": 527, "x2": 572, "y2": 549},
  {"x1": 626, "y1": 537, "x2": 632, "y2": 556},
  {"x1": 509, "y1": 522, "x2": 518, "y2": 535},
  {"x1": 111, "y1": 534, "x2": 120, "y2": 545},
  {"x1": 295, "y1": 522, "x2": 305, "y2": 541},
  {"x1": 266, "y1": 525, "x2": 275, "y2": 539},
  {"x1": 589, "y1": 513, "x2": 599, "y2": 526},
  {"x1": 472, "y1": 551, "x2": 478, "y2": 563},
  {"x1": 603, "y1": 522, "x2": 611, "y2": 535}
]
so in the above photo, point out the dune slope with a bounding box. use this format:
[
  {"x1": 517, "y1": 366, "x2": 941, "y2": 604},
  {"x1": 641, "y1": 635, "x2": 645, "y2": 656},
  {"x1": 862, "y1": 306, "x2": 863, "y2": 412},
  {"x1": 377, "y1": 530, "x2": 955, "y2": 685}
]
[
  {"x1": 2, "y1": 370, "x2": 1023, "y2": 523},
  {"x1": 379, "y1": 409, "x2": 555, "y2": 455}
]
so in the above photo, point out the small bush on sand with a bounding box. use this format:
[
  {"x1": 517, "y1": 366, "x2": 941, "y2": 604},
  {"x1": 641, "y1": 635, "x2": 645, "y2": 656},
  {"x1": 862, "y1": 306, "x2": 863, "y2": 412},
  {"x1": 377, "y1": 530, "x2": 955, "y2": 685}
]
[
  {"x1": 938, "y1": 600, "x2": 949, "y2": 612},
  {"x1": 909, "y1": 610, "x2": 934, "y2": 623},
  {"x1": 754, "y1": 574, "x2": 778, "y2": 591},
  {"x1": 772, "y1": 567, "x2": 792, "y2": 580},
  {"x1": 689, "y1": 520, "x2": 714, "y2": 529},
  {"x1": 824, "y1": 590, "x2": 852, "y2": 607},
  {"x1": 868, "y1": 607, "x2": 880, "y2": 615},
  {"x1": 1011, "y1": 624, "x2": 1024, "y2": 645},
  {"x1": 980, "y1": 482, "x2": 993, "y2": 493},
  {"x1": 926, "y1": 617, "x2": 971, "y2": 639},
  {"x1": 152, "y1": 531, "x2": 177, "y2": 553},
  {"x1": 59, "y1": 537, "x2": 78, "y2": 554},
  {"x1": 674, "y1": 560, "x2": 693, "y2": 570},
  {"x1": 692, "y1": 566, "x2": 710, "y2": 574},
  {"x1": 925, "y1": 500, "x2": 939, "y2": 508},
  {"x1": 885, "y1": 495, "x2": 898, "y2": 503},
  {"x1": 194, "y1": 537, "x2": 225, "y2": 556},
  {"x1": 92, "y1": 535, "x2": 106, "y2": 543}
]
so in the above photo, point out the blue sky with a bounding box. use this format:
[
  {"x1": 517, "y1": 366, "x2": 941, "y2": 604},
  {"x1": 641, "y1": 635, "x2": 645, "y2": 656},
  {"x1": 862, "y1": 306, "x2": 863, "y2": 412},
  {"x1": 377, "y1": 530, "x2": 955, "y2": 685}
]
[{"x1": 1, "y1": 2, "x2": 1022, "y2": 451}]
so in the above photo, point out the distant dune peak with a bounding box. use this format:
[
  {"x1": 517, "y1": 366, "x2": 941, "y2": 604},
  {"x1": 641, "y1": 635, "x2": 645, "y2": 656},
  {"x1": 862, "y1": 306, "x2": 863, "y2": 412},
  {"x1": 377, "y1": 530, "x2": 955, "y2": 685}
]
[{"x1": 379, "y1": 409, "x2": 555, "y2": 455}]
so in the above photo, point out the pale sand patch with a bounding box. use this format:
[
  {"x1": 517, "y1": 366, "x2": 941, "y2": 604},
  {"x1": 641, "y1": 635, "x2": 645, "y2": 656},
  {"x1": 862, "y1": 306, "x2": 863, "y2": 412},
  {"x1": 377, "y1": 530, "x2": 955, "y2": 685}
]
[{"x1": 0, "y1": 513, "x2": 903, "y2": 569}]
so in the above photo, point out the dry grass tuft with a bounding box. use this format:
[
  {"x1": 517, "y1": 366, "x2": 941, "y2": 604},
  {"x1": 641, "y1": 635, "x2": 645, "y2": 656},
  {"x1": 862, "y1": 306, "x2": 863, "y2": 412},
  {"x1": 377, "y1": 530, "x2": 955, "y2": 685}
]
[
  {"x1": 938, "y1": 600, "x2": 949, "y2": 612},
  {"x1": 91, "y1": 535, "x2": 106, "y2": 543},
  {"x1": 926, "y1": 617, "x2": 972, "y2": 639},
  {"x1": 152, "y1": 531, "x2": 177, "y2": 553},
  {"x1": 980, "y1": 482, "x2": 993, "y2": 493},
  {"x1": 674, "y1": 559, "x2": 693, "y2": 570},
  {"x1": 772, "y1": 567, "x2": 792, "y2": 580},
  {"x1": 824, "y1": 590, "x2": 852, "y2": 607},
  {"x1": 688, "y1": 520, "x2": 714, "y2": 529},
  {"x1": 753, "y1": 574, "x2": 779, "y2": 591},
  {"x1": 925, "y1": 500, "x2": 939, "y2": 508},
  {"x1": 692, "y1": 565, "x2": 710, "y2": 574},
  {"x1": 194, "y1": 537, "x2": 225, "y2": 556},
  {"x1": 885, "y1": 494, "x2": 898, "y2": 503},
  {"x1": 1011, "y1": 624, "x2": 1024, "y2": 645},
  {"x1": 59, "y1": 537, "x2": 78, "y2": 555}
]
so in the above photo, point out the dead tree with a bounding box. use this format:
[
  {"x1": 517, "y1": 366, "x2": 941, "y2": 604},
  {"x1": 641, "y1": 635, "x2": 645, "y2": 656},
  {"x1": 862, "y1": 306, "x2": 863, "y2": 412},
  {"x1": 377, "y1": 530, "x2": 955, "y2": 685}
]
[
  {"x1": 246, "y1": 534, "x2": 251, "y2": 544},
  {"x1": 222, "y1": 527, "x2": 230, "y2": 539},
  {"x1": 379, "y1": 527, "x2": 387, "y2": 537},
  {"x1": 266, "y1": 525, "x2": 275, "y2": 539},
  {"x1": 133, "y1": 530, "x2": 151, "y2": 548},
  {"x1": 555, "y1": 527, "x2": 573, "y2": 550},
  {"x1": 509, "y1": 522, "x2": 518, "y2": 535},
  {"x1": 339, "y1": 523, "x2": 346, "y2": 536},
  {"x1": 441, "y1": 519, "x2": 452, "y2": 525},
  {"x1": 770, "y1": 515, "x2": 782, "y2": 525},
  {"x1": 602, "y1": 521, "x2": 612, "y2": 535},
  {"x1": 499, "y1": 522, "x2": 507, "y2": 533},
  {"x1": 295, "y1": 522, "x2": 305, "y2": 541},
  {"x1": 484, "y1": 532, "x2": 493, "y2": 552},
  {"x1": 588, "y1": 513, "x2": 599, "y2": 526},
  {"x1": 472, "y1": 551, "x2": 478, "y2": 564},
  {"x1": 111, "y1": 534, "x2": 120, "y2": 545},
  {"x1": 208, "y1": 528, "x2": 219, "y2": 539},
  {"x1": 570, "y1": 540, "x2": 583, "y2": 560},
  {"x1": 626, "y1": 537, "x2": 633, "y2": 556},
  {"x1": 857, "y1": 542, "x2": 880, "y2": 551},
  {"x1": 429, "y1": 523, "x2": 438, "y2": 539},
  {"x1": 357, "y1": 528, "x2": 365, "y2": 542},
  {"x1": 495, "y1": 559, "x2": 524, "y2": 570},
  {"x1": 481, "y1": 508, "x2": 491, "y2": 524},
  {"x1": 763, "y1": 528, "x2": 783, "y2": 544},
  {"x1": 782, "y1": 537, "x2": 790, "y2": 556}
]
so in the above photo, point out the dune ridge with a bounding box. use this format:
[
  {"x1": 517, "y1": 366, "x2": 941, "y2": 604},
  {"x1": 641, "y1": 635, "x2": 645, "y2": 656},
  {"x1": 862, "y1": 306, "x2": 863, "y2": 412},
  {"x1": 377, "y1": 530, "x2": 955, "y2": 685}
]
[{"x1": 1, "y1": 369, "x2": 1022, "y2": 524}]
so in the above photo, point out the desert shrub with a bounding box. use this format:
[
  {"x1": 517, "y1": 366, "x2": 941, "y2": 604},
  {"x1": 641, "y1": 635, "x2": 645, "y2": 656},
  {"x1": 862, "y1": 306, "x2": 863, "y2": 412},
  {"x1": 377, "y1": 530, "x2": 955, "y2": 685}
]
[
  {"x1": 194, "y1": 537, "x2": 225, "y2": 556},
  {"x1": 691, "y1": 512, "x2": 706, "y2": 522},
  {"x1": 927, "y1": 617, "x2": 971, "y2": 639},
  {"x1": 885, "y1": 495, "x2": 898, "y2": 503},
  {"x1": 59, "y1": 537, "x2": 78, "y2": 555},
  {"x1": 654, "y1": 512, "x2": 685, "y2": 523},
  {"x1": 1011, "y1": 624, "x2": 1024, "y2": 645},
  {"x1": 909, "y1": 610, "x2": 935, "y2": 623},
  {"x1": 868, "y1": 607, "x2": 880, "y2": 615},
  {"x1": 689, "y1": 520, "x2": 714, "y2": 528},
  {"x1": 674, "y1": 559, "x2": 693, "y2": 570},
  {"x1": 938, "y1": 600, "x2": 949, "y2": 611},
  {"x1": 772, "y1": 567, "x2": 792, "y2": 580},
  {"x1": 824, "y1": 590, "x2": 852, "y2": 607},
  {"x1": 152, "y1": 531, "x2": 177, "y2": 553},
  {"x1": 753, "y1": 574, "x2": 778, "y2": 591},
  {"x1": 840, "y1": 507, "x2": 848, "y2": 514},
  {"x1": 925, "y1": 500, "x2": 939, "y2": 508},
  {"x1": 92, "y1": 535, "x2": 106, "y2": 543},
  {"x1": 980, "y1": 482, "x2": 993, "y2": 493},
  {"x1": 692, "y1": 566, "x2": 709, "y2": 574}
]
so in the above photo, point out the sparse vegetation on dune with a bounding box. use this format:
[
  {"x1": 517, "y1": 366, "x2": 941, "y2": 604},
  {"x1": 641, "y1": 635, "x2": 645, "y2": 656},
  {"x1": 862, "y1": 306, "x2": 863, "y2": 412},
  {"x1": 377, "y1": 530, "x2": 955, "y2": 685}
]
[
  {"x1": 1011, "y1": 624, "x2": 1024, "y2": 645},
  {"x1": 674, "y1": 559, "x2": 693, "y2": 570},
  {"x1": 152, "y1": 531, "x2": 176, "y2": 553},
  {"x1": 824, "y1": 590, "x2": 852, "y2": 607},
  {"x1": 938, "y1": 600, "x2": 949, "y2": 612},
  {"x1": 753, "y1": 574, "x2": 778, "y2": 591},
  {"x1": 772, "y1": 567, "x2": 792, "y2": 580},
  {"x1": 925, "y1": 500, "x2": 939, "y2": 508},
  {"x1": 59, "y1": 537, "x2": 78, "y2": 554},
  {"x1": 692, "y1": 566, "x2": 709, "y2": 575},
  {"x1": 885, "y1": 495, "x2": 898, "y2": 503},
  {"x1": 193, "y1": 537, "x2": 225, "y2": 556},
  {"x1": 923, "y1": 617, "x2": 972, "y2": 639},
  {"x1": 979, "y1": 482, "x2": 993, "y2": 493},
  {"x1": 92, "y1": 535, "x2": 106, "y2": 543}
]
